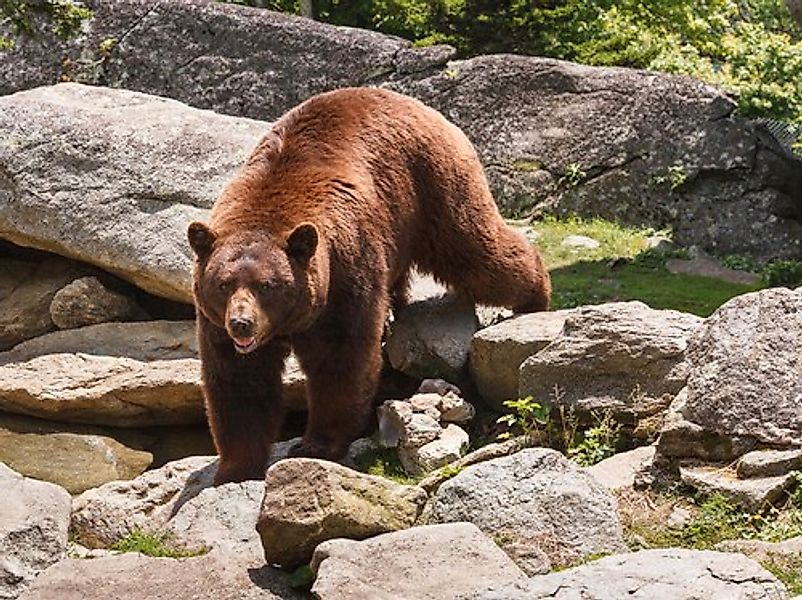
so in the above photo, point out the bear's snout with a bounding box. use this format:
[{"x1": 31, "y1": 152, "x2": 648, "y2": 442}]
[{"x1": 228, "y1": 315, "x2": 254, "y2": 338}]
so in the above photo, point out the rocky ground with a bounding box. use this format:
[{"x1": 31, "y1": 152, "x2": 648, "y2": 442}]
[{"x1": 1, "y1": 1, "x2": 802, "y2": 599}]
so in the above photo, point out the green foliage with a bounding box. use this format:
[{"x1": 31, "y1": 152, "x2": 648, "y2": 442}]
[
  {"x1": 567, "y1": 410, "x2": 621, "y2": 467},
  {"x1": 497, "y1": 394, "x2": 620, "y2": 467},
  {"x1": 288, "y1": 565, "x2": 315, "y2": 590},
  {"x1": 558, "y1": 162, "x2": 587, "y2": 188},
  {"x1": 1, "y1": 1, "x2": 92, "y2": 48},
  {"x1": 110, "y1": 528, "x2": 207, "y2": 558},
  {"x1": 352, "y1": 446, "x2": 418, "y2": 484},
  {"x1": 762, "y1": 259, "x2": 802, "y2": 287},
  {"x1": 437, "y1": 462, "x2": 465, "y2": 480},
  {"x1": 496, "y1": 395, "x2": 550, "y2": 440},
  {"x1": 225, "y1": 0, "x2": 802, "y2": 124}
]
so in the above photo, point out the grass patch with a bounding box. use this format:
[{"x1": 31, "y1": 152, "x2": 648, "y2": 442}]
[
  {"x1": 529, "y1": 216, "x2": 764, "y2": 317},
  {"x1": 110, "y1": 528, "x2": 207, "y2": 559},
  {"x1": 352, "y1": 447, "x2": 419, "y2": 485}
]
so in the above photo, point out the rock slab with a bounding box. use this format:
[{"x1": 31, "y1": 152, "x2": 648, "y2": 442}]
[
  {"x1": 469, "y1": 549, "x2": 788, "y2": 600},
  {"x1": 0, "y1": 82, "x2": 264, "y2": 302},
  {"x1": 311, "y1": 522, "x2": 525, "y2": 600}
]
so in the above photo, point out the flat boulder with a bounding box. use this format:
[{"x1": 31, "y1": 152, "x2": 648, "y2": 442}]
[
  {"x1": 19, "y1": 552, "x2": 301, "y2": 600},
  {"x1": 0, "y1": 413, "x2": 153, "y2": 495},
  {"x1": 311, "y1": 523, "x2": 526, "y2": 600},
  {"x1": 469, "y1": 549, "x2": 788, "y2": 600},
  {"x1": 424, "y1": 448, "x2": 626, "y2": 570}
]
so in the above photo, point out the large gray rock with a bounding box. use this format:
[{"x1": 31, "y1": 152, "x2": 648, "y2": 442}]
[
  {"x1": 19, "y1": 552, "x2": 302, "y2": 600},
  {"x1": 658, "y1": 288, "x2": 802, "y2": 462},
  {"x1": 470, "y1": 549, "x2": 788, "y2": 600},
  {"x1": 0, "y1": 0, "x2": 453, "y2": 120},
  {"x1": 70, "y1": 455, "x2": 218, "y2": 549},
  {"x1": 257, "y1": 458, "x2": 427, "y2": 568},
  {"x1": 680, "y1": 465, "x2": 795, "y2": 512},
  {"x1": 0, "y1": 320, "x2": 307, "y2": 419},
  {"x1": 424, "y1": 448, "x2": 626, "y2": 570},
  {"x1": 311, "y1": 523, "x2": 526, "y2": 600},
  {"x1": 519, "y1": 302, "x2": 702, "y2": 423},
  {"x1": 0, "y1": 83, "x2": 263, "y2": 302},
  {"x1": 469, "y1": 311, "x2": 572, "y2": 410},
  {"x1": 397, "y1": 55, "x2": 802, "y2": 259},
  {"x1": 0, "y1": 353, "x2": 204, "y2": 427},
  {"x1": 1, "y1": 462, "x2": 71, "y2": 600},
  {"x1": 0, "y1": 254, "x2": 89, "y2": 351},
  {"x1": 0, "y1": 320, "x2": 197, "y2": 364}
]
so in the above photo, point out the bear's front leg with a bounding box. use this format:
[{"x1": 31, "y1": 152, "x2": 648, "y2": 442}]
[
  {"x1": 197, "y1": 314, "x2": 289, "y2": 485},
  {"x1": 290, "y1": 303, "x2": 385, "y2": 461}
]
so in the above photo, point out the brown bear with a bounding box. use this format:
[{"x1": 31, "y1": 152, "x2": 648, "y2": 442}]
[{"x1": 188, "y1": 87, "x2": 550, "y2": 485}]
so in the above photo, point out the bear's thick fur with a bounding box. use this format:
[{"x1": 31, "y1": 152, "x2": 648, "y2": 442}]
[{"x1": 188, "y1": 87, "x2": 550, "y2": 484}]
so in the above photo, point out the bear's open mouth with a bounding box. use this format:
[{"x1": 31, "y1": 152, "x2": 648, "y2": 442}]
[{"x1": 233, "y1": 336, "x2": 257, "y2": 354}]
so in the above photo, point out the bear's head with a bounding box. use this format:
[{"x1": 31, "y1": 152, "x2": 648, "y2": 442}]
[{"x1": 187, "y1": 222, "x2": 329, "y2": 354}]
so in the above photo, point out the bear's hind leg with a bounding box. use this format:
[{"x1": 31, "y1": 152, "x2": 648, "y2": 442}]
[
  {"x1": 419, "y1": 221, "x2": 551, "y2": 313},
  {"x1": 197, "y1": 315, "x2": 289, "y2": 485}
]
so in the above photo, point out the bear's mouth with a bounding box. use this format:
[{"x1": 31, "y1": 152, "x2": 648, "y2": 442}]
[{"x1": 232, "y1": 335, "x2": 257, "y2": 354}]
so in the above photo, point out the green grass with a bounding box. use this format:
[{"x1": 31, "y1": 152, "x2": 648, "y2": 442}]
[
  {"x1": 352, "y1": 447, "x2": 420, "y2": 485},
  {"x1": 110, "y1": 528, "x2": 208, "y2": 558},
  {"x1": 530, "y1": 216, "x2": 765, "y2": 317}
]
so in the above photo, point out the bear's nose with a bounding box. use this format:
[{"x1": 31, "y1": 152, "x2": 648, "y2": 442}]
[{"x1": 228, "y1": 316, "x2": 254, "y2": 338}]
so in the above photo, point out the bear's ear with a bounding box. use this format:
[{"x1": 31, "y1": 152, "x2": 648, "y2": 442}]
[
  {"x1": 286, "y1": 223, "x2": 318, "y2": 265},
  {"x1": 187, "y1": 221, "x2": 216, "y2": 260}
]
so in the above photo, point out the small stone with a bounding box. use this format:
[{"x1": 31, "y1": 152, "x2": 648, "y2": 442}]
[
  {"x1": 438, "y1": 391, "x2": 476, "y2": 423},
  {"x1": 680, "y1": 465, "x2": 795, "y2": 512},
  {"x1": 585, "y1": 446, "x2": 656, "y2": 493},
  {"x1": 401, "y1": 413, "x2": 443, "y2": 448},
  {"x1": 376, "y1": 400, "x2": 414, "y2": 448},
  {"x1": 50, "y1": 276, "x2": 142, "y2": 329},
  {"x1": 417, "y1": 379, "x2": 462, "y2": 396},
  {"x1": 399, "y1": 424, "x2": 470, "y2": 475},
  {"x1": 561, "y1": 235, "x2": 600, "y2": 250},
  {"x1": 666, "y1": 506, "x2": 692, "y2": 529},
  {"x1": 736, "y1": 449, "x2": 802, "y2": 479},
  {"x1": 408, "y1": 393, "x2": 443, "y2": 421}
]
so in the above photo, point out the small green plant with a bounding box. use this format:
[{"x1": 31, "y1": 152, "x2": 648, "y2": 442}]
[
  {"x1": 288, "y1": 565, "x2": 315, "y2": 590},
  {"x1": 558, "y1": 163, "x2": 586, "y2": 187},
  {"x1": 438, "y1": 463, "x2": 464, "y2": 480},
  {"x1": 110, "y1": 528, "x2": 207, "y2": 558},
  {"x1": 98, "y1": 36, "x2": 116, "y2": 55},
  {"x1": 352, "y1": 447, "x2": 418, "y2": 485},
  {"x1": 496, "y1": 396, "x2": 551, "y2": 440},
  {"x1": 721, "y1": 254, "x2": 763, "y2": 273},
  {"x1": 762, "y1": 259, "x2": 802, "y2": 287},
  {"x1": 653, "y1": 163, "x2": 688, "y2": 191},
  {"x1": 567, "y1": 410, "x2": 621, "y2": 467}
]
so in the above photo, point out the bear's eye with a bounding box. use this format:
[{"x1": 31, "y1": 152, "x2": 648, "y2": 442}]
[{"x1": 218, "y1": 280, "x2": 230, "y2": 292}]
